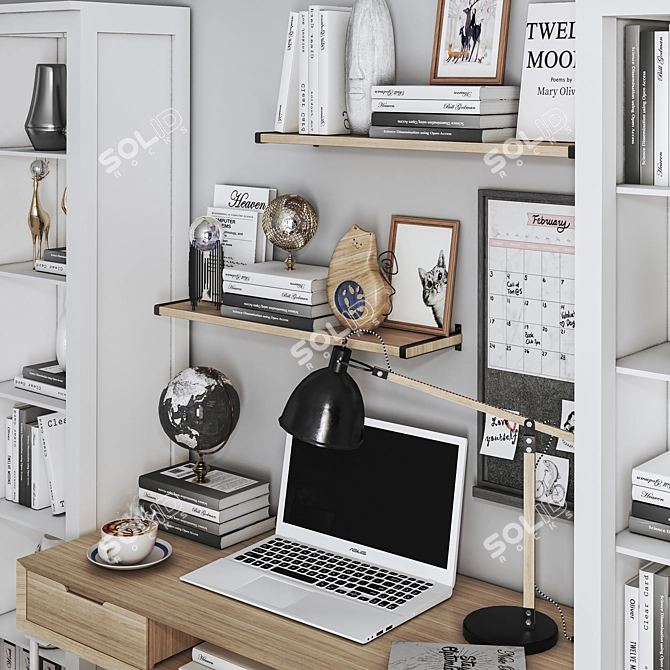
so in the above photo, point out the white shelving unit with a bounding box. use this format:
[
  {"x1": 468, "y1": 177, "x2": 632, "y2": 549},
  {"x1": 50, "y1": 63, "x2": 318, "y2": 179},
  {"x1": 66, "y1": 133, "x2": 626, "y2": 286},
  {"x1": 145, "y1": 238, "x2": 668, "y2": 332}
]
[
  {"x1": 0, "y1": 381, "x2": 65, "y2": 413},
  {"x1": 0, "y1": 499, "x2": 64, "y2": 538},
  {"x1": 0, "y1": 262, "x2": 66, "y2": 286},
  {"x1": 0, "y1": 610, "x2": 65, "y2": 666}
]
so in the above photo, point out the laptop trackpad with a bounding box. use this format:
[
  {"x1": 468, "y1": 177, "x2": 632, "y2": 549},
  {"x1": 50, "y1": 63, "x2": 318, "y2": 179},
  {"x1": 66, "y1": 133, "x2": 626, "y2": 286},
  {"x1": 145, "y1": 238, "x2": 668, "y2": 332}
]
[{"x1": 235, "y1": 577, "x2": 312, "y2": 609}]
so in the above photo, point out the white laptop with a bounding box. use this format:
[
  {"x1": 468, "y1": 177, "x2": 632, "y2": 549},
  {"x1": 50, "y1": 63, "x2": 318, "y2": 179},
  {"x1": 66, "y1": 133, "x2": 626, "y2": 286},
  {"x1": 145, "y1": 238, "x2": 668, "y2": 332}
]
[{"x1": 180, "y1": 417, "x2": 467, "y2": 644}]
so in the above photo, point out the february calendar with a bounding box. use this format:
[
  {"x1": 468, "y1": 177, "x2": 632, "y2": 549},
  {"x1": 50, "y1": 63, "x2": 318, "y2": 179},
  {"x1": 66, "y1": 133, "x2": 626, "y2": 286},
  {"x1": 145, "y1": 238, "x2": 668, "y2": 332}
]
[{"x1": 487, "y1": 198, "x2": 576, "y2": 382}]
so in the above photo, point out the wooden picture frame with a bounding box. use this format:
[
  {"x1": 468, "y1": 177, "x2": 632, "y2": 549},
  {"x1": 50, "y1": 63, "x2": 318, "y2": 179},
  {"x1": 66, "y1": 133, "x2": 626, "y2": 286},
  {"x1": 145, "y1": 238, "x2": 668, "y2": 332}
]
[
  {"x1": 385, "y1": 216, "x2": 459, "y2": 336},
  {"x1": 431, "y1": 0, "x2": 511, "y2": 85}
]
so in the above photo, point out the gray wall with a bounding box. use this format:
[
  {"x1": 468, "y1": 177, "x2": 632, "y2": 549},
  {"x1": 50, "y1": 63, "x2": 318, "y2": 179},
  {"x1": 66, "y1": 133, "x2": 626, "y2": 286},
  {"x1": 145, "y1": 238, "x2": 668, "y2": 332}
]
[{"x1": 5, "y1": 0, "x2": 576, "y2": 606}]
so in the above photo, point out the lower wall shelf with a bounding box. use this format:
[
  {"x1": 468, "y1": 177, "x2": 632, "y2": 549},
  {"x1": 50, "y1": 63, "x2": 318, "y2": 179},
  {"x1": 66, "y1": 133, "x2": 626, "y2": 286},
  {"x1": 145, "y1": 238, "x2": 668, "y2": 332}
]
[
  {"x1": 0, "y1": 381, "x2": 65, "y2": 413},
  {"x1": 616, "y1": 528, "x2": 670, "y2": 564},
  {"x1": 155, "y1": 300, "x2": 462, "y2": 359}
]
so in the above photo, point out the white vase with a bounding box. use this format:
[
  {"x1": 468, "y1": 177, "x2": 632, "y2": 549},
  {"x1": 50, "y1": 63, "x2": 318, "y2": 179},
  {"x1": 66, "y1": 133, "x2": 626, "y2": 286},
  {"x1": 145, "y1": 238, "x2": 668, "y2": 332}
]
[
  {"x1": 345, "y1": 0, "x2": 396, "y2": 135},
  {"x1": 56, "y1": 308, "x2": 66, "y2": 370}
]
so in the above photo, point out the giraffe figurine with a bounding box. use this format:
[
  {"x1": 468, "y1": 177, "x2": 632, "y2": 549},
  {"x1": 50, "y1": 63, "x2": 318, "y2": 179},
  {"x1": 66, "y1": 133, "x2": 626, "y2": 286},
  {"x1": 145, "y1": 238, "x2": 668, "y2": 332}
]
[{"x1": 28, "y1": 160, "x2": 51, "y2": 269}]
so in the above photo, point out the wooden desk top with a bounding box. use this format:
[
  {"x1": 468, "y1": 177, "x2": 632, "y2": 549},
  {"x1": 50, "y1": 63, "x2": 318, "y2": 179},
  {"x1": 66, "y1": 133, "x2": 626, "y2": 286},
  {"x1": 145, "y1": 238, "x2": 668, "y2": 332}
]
[{"x1": 19, "y1": 532, "x2": 573, "y2": 670}]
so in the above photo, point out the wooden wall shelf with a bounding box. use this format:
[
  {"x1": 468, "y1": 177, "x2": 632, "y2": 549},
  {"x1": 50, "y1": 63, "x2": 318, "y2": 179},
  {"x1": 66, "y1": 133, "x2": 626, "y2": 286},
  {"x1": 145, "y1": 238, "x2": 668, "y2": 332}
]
[
  {"x1": 255, "y1": 132, "x2": 575, "y2": 159},
  {"x1": 155, "y1": 300, "x2": 462, "y2": 359}
]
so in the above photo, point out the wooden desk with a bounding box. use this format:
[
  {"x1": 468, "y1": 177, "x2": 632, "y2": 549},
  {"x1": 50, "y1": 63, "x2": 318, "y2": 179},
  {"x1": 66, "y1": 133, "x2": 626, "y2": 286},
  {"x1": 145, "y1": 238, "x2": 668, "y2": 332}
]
[{"x1": 17, "y1": 532, "x2": 573, "y2": 670}]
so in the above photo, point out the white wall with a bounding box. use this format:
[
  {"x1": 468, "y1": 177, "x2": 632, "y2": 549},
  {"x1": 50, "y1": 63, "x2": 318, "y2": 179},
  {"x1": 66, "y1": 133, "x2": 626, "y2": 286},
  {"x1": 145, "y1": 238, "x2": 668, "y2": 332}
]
[{"x1": 1, "y1": 0, "x2": 576, "y2": 606}]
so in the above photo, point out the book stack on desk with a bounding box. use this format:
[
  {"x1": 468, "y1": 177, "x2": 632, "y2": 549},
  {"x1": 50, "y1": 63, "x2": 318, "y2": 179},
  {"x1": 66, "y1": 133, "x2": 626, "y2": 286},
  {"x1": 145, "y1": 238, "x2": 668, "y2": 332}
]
[
  {"x1": 369, "y1": 86, "x2": 519, "y2": 144},
  {"x1": 182, "y1": 641, "x2": 273, "y2": 670},
  {"x1": 629, "y1": 452, "x2": 670, "y2": 540},
  {"x1": 138, "y1": 462, "x2": 275, "y2": 550},
  {"x1": 221, "y1": 261, "x2": 339, "y2": 332}
]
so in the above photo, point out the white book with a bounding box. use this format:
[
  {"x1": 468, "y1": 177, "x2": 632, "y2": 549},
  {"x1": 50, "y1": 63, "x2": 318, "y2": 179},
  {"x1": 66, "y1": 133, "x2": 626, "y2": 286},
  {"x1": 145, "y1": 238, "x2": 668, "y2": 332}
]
[
  {"x1": 4, "y1": 417, "x2": 10, "y2": 500},
  {"x1": 139, "y1": 488, "x2": 271, "y2": 524},
  {"x1": 371, "y1": 98, "x2": 520, "y2": 115},
  {"x1": 633, "y1": 485, "x2": 670, "y2": 508},
  {"x1": 318, "y1": 8, "x2": 352, "y2": 135},
  {"x1": 14, "y1": 376, "x2": 67, "y2": 401},
  {"x1": 655, "y1": 31, "x2": 669, "y2": 186},
  {"x1": 2, "y1": 641, "x2": 16, "y2": 670},
  {"x1": 192, "y1": 641, "x2": 275, "y2": 670},
  {"x1": 31, "y1": 424, "x2": 50, "y2": 510},
  {"x1": 207, "y1": 208, "x2": 259, "y2": 267},
  {"x1": 11, "y1": 407, "x2": 19, "y2": 502},
  {"x1": 633, "y1": 451, "x2": 670, "y2": 492},
  {"x1": 372, "y1": 85, "x2": 521, "y2": 101},
  {"x1": 640, "y1": 563, "x2": 664, "y2": 670},
  {"x1": 275, "y1": 12, "x2": 300, "y2": 133},
  {"x1": 298, "y1": 11, "x2": 309, "y2": 134},
  {"x1": 224, "y1": 281, "x2": 327, "y2": 306},
  {"x1": 34, "y1": 259, "x2": 66, "y2": 276},
  {"x1": 625, "y1": 576, "x2": 639, "y2": 670},
  {"x1": 223, "y1": 261, "x2": 328, "y2": 292},
  {"x1": 38, "y1": 412, "x2": 66, "y2": 514}
]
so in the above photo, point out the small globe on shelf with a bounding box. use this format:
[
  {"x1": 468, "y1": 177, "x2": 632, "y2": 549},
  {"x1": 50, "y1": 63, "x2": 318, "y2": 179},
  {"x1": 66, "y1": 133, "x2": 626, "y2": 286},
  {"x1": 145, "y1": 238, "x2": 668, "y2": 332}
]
[{"x1": 158, "y1": 367, "x2": 240, "y2": 483}]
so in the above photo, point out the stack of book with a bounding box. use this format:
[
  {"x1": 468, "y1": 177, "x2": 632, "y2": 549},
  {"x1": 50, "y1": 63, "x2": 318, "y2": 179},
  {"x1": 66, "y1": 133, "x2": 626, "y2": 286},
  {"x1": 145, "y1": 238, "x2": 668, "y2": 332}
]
[
  {"x1": 369, "y1": 85, "x2": 520, "y2": 143},
  {"x1": 14, "y1": 361, "x2": 66, "y2": 402},
  {"x1": 221, "y1": 261, "x2": 339, "y2": 332},
  {"x1": 625, "y1": 24, "x2": 670, "y2": 185},
  {"x1": 630, "y1": 452, "x2": 670, "y2": 540},
  {"x1": 1, "y1": 639, "x2": 61, "y2": 670},
  {"x1": 181, "y1": 641, "x2": 272, "y2": 670},
  {"x1": 274, "y1": 6, "x2": 352, "y2": 136},
  {"x1": 35, "y1": 247, "x2": 66, "y2": 276},
  {"x1": 138, "y1": 462, "x2": 275, "y2": 550},
  {"x1": 4, "y1": 407, "x2": 66, "y2": 515}
]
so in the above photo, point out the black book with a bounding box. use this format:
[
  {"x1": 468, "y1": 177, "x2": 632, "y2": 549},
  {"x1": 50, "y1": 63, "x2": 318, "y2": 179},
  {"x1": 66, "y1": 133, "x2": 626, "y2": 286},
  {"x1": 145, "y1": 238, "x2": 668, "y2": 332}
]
[
  {"x1": 43, "y1": 247, "x2": 66, "y2": 263},
  {"x1": 371, "y1": 111, "x2": 518, "y2": 130},
  {"x1": 220, "y1": 304, "x2": 341, "y2": 332},
  {"x1": 369, "y1": 126, "x2": 514, "y2": 143},
  {"x1": 626, "y1": 25, "x2": 641, "y2": 184},
  {"x1": 14, "y1": 406, "x2": 51, "y2": 507},
  {"x1": 630, "y1": 515, "x2": 670, "y2": 542},
  {"x1": 155, "y1": 515, "x2": 276, "y2": 549},
  {"x1": 633, "y1": 500, "x2": 670, "y2": 525},
  {"x1": 139, "y1": 462, "x2": 270, "y2": 511},
  {"x1": 221, "y1": 292, "x2": 333, "y2": 319},
  {"x1": 641, "y1": 30, "x2": 656, "y2": 185},
  {"x1": 22, "y1": 361, "x2": 66, "y2": 389}
]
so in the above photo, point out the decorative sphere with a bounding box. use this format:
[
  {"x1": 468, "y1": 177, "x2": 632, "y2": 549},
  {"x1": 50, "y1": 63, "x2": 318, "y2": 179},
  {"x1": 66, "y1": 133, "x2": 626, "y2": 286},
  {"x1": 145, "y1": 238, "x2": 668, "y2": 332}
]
[
  {"x1": 262, "y1": 195, "x2": 317, "y2": 252},
  {"x1": 30, "y1": 159, "x2": 50, "y2": 180},
  {"x1": 158, "y1": 367, "x2": 240, "y2": 453},
  {"x1": 189, "y1": 216, "x2": 222, "y2": 252}
]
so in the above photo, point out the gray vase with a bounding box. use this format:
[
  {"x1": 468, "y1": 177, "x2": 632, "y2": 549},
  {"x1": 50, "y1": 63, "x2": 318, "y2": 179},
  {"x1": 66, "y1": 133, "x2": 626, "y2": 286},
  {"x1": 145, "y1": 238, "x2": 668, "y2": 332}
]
[
  {"x1": 345, "y1": 0, "x2": 396, "y2": 136},
  {"x1": 25, "y1": 64, "x2": 67, "y2": 151}
]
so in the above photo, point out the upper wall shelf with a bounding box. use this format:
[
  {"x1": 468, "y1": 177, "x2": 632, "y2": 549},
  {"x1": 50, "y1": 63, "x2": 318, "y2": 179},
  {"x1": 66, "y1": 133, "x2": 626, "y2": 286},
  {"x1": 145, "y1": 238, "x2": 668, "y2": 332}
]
[
  {"x1": 255, "y1": 132, "x2": 575, "y2": 159},
  {"x1": 616, "y1": 342, "x2": 670, "y2": 382},
  {"x1": 0, "y1": 147, "x2": 66, "y2": 160},
  {"x1": 155, "y1": 300, "x2": 462, "y2": 359},
  {"x1": 616, "y1": 529, "x2": 670, "y2": 566}
]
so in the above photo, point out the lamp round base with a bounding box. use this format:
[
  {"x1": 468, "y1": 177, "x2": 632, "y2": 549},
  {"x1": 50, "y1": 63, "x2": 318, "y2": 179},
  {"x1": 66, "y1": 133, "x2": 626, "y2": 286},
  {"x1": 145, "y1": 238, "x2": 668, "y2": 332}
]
[{"x1": 463, "y1": 606, "x2": 559, "y2": 655}]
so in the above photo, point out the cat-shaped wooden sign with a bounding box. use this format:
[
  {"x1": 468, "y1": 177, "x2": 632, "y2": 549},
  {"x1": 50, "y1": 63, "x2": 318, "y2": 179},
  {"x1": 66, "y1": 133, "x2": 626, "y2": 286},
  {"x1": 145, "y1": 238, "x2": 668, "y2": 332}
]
[{"x1": 327, "y1": 225, "x2": 394, "y2": 331}]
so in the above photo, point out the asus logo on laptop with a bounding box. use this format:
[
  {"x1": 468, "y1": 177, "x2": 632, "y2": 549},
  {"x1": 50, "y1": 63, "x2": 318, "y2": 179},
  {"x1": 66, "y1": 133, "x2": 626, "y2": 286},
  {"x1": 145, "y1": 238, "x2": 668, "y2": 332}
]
[{"x1": 350, "y1": 548, "x2": 367, "y2": 555}]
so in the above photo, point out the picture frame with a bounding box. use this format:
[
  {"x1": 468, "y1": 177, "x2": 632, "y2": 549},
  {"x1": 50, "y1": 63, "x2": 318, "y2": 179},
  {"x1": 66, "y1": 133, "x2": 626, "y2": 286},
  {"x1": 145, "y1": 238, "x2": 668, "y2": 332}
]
[
  {"x1": 430, "y1": 0, "x2": 511, "y2": 85},
  {"x1": 385, "y1": 215, "x2": 460, "y2": 336}
]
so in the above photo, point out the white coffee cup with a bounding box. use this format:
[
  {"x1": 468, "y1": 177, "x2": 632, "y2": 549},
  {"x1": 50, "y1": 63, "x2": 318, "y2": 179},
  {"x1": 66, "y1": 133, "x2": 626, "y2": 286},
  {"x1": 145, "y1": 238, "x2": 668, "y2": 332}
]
[{"x1": 97, "y1": 518, "x2": 158, "y2": 566}]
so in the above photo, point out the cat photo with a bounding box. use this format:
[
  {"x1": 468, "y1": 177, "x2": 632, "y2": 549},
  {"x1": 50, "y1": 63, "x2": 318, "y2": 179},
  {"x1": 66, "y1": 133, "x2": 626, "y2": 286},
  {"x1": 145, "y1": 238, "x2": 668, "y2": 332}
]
[{"x1": 385, "y1": 216, "x2": 460, "y2": 335}]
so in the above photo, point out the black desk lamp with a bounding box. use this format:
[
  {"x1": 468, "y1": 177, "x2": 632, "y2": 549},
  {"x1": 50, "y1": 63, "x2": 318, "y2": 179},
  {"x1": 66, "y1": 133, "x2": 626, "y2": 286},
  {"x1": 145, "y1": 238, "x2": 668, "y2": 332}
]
[{"x1": 279, "y1": 344, "x2": 573, "y2": 655}]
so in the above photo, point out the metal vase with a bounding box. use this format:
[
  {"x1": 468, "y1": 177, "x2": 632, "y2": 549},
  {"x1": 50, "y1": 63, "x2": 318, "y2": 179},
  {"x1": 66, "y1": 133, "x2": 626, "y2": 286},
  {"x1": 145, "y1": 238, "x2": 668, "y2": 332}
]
[
  {"x1": 345, "y1": 0, "x2": 396, "y2": 135},
  {"x1": 25, "y1": 64, "x2": 67, "y2": 151}
]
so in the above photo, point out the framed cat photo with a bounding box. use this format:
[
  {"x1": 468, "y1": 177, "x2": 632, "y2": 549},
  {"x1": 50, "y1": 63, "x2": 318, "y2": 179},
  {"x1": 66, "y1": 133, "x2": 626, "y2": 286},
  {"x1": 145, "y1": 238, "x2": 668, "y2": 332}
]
[{"x1": 386, "y1": 215, "x2": 460, "y2": 336}]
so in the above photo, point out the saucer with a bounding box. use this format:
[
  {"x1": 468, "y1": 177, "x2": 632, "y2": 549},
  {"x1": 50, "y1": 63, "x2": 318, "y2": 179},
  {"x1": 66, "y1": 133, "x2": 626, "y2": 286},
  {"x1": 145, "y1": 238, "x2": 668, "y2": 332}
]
[{"x1": 87, "y1": 539, "x2": 172, "y2": 570}]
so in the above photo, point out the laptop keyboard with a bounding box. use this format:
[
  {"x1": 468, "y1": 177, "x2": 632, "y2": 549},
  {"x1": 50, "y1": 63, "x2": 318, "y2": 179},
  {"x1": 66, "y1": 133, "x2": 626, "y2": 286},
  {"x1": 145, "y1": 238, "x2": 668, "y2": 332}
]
[{"x1": 233, "y1": 537, "x2": 434, "y2": 610}]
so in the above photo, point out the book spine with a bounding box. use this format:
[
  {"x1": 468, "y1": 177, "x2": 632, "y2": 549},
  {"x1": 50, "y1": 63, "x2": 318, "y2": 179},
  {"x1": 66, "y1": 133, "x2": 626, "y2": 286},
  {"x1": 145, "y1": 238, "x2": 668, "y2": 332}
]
[
  {"x1": 192, "y1": 646, "x2": 252, "y2": 670},
  {"x1": 20, "y1": 418, "x2": 31, "y2": 508},
  {"x1": 139, "y1": 489, "x2": 225, "y2": 522},
  {"x1": 223, "y1": 281, "x2": 326, "y2": 306},
  {"x1": 222, "y1": 268, "x2": 325, "y2": 292},
  {"x1": 308, "y1": 6, "x2": 320, "y2": 134},
  {"x1": 4, "y1": 417, "x2": 11, "y2": 500},
  {"x1": 657, "y1": 571, "x2": 669, "y2": 670},
  {"x1": 634, "y1": 486, "x2": 670, "y2": 508},
  {"x1": 641, "y1": 564, "x2": 658, "y2": 670},
  {"x1": 275, "y1": 12, "x2": 300, "y2": 133},
  {"x1": 372, "y1": 85, "x2": 488, "y2": 100},
  {"x1": 31, "y1": 425, "x2": 49, "y2": 510},
  {"x1": 655, "y1": 32, "x2": 669, "y2": 186},
  {"x1": 39, "y1": 414, "x2": 66, "y2": 514},
  {"x1": 372, "y1": 112, "x2": 488, "y2": 129},
  {"x1": 641, "y1": 31, "x2": 656, "y2": 185},
  {"x1": 298, "y1": 11, "x2": 309, "y2": 134},
  {"x1": 42, "y1": 249, "x2": 66, "y2": 263},
  {"x1": 369, "y1": 126, "x2": 489, "y2": 142},
  {"x1": 154, "y1": 517, "x2": 222, "y2": 548},
  {"x1": 22, "y1": 368, "x2": 66, "y2": 388},
  {"x1": 14, "y1": 376, "x2": 67, "y2": 400},
  {"x1": 318, "y1": 10, "x2": 350, "y2": 136},
  {"x1": 12, "y1": 408, "x2": 20, "y2": 504},
  {"x1": 34, "y1": 260, "x2": 66, "y2": 275},
  {"x1": 220, "y1": 305, "x2": 319, "y2": 331},
  {"x1": 221, "y1": 293, "x2": 325, "y2": 318},
  {"x1": 633, "y1": 501, "x2": 670, "y2": 525},
  {"x1": 138, "y1": 477, "x2": 221, "y2": 510},
  {"x1": 626, "y1": 578, "x2": 640, "y2": 670},
  {"x1": 140, "y1": 500, "x2": 223, "y2": 534},
  {"x1": 631, "y1": 515, "x2": 670, "y2": 540},
  {"x1": 626, "y1": 25, "x2": 641, "y2": 184},
  {"x1": 3, "y1": 641, "x2": 16, "y2": 670},
  {"x1": 371, "y1": 99, "x2": 496, "y2": 115},
  {"x1": 633, "y1": 468, "x2": 670, "y2": 493}
]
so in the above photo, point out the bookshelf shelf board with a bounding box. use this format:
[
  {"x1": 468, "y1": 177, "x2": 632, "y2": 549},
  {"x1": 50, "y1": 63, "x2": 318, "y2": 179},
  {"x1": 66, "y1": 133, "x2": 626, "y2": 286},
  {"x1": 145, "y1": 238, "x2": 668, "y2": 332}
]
[
  {"x1": 0, "y1": 147, "x2": 66, "y2": 160},
  {"x1": 616, "y1": 342, "x2": 670, "y2": 382},
  {"x1": 155, "y1": 300, "x2": 462, "y2": 359},
  {"x1": 0, "y1": 610, "x2": 65, "y2": 666},
  {"x1": 0, "y1": 499, "x2": 65, "y2": 539},
  {"x1": 0, "y1": 262, "x2": 65, "y2": 286},
  {"x1": 616, "y1": 529, "x2": 670, "y2": 565},
  {"x1": 255, "y1": 132, "x2": 575, "y2": 159},
  {"x1": 0, "y1": 380, "x2": 65, "y2": 413},
  {"x1": 616, "y1": 184, "x2": 670, "y2": 197}
]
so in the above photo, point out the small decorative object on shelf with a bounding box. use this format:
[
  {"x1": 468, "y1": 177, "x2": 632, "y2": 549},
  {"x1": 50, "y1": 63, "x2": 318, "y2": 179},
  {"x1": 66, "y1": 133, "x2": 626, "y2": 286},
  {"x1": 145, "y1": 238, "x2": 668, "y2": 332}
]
[
  {"x1": 55, "y1": 309, "x2": 66, "y2": 371},
  {"x1": 327, "y1": 224, "x2": 394, "y2": 331},
  {"x1": 261, "y1": 195, "x2": 317, "y2": 271},
  {"x1": 345, "y1": 0, "x2": 395, "y2": 135},
  {"x1": 28, "y1": 160, "x2": 51, "y2": 269},
  {"x1": 60, "y1": 188, "x2": 67, "y2": 216},
  {"x1": 25, "y1": 64, "x2": 67, "y2": 151},
  {"x1": 158, "y1": 367, "x2": 240, "y2": 483},
  {"x1": 188, "y1": 216, "x2": 224, "y2": 310}
]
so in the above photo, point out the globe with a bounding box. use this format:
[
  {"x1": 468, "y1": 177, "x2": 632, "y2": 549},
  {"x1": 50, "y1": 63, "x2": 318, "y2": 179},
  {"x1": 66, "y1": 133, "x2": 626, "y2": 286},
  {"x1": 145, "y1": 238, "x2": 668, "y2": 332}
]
[{"x1": 158, "y1": 367, "x2": 240, "y2": 454}]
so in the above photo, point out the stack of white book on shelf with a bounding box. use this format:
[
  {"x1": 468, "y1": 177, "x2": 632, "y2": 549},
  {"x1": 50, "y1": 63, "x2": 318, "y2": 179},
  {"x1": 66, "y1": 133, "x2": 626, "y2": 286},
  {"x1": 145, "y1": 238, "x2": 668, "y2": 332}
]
[
  {"x1": 369, "y1": 85, "x2": 520, "y2": 143},
  {"x1": 14, "y1": 360, "x2": 66, "y2": 402},
  {"x1": 274, "y1": 6, "x2": 352, "y2": 136},
  {"x1": 138, "y1": 462, "x2": 275, "y2": 550},
  {"x1": 221, "y1": 261, "x2": 340, "y2": 332},
  {"x1": 629, "y1": 452, "x2": 670, "y2": 541},
  {"x1": 34, "y1": 247, "x2": 66, "y2": 276},
  {"x1": 181, "y1": 642, "x2": 273, "y2": 670}
]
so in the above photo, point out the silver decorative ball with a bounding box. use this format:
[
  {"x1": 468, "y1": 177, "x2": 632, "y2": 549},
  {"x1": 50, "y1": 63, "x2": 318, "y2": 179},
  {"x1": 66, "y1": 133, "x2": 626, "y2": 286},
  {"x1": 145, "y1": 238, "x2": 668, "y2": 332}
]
[
  {"x1": 30, "y1": 159, "x2": 50, "y2": 180},
  {"x1": 189, "y1": 216, "x2": 222, "y2": 252}
]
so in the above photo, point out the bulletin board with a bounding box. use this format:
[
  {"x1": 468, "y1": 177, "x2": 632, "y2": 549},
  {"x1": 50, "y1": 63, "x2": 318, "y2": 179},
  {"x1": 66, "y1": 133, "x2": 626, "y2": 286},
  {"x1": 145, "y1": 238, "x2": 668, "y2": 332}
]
[{"x1": 475, "y1": 190, "x2": 575, "y2": 518}]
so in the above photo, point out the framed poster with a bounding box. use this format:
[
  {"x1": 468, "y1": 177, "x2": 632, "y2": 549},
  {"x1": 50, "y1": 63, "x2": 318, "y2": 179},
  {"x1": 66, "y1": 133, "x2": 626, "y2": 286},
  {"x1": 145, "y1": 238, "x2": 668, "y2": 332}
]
[{"x1": 431, "y1": 0, "x2": 511, "y2": 84}]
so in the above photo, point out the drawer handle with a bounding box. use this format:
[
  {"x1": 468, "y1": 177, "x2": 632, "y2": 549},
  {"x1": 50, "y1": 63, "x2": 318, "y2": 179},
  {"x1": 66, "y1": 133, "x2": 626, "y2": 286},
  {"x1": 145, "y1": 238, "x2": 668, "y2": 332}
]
[{"x1": 65, "y1": 588, "x2": 105, "y2": 606}]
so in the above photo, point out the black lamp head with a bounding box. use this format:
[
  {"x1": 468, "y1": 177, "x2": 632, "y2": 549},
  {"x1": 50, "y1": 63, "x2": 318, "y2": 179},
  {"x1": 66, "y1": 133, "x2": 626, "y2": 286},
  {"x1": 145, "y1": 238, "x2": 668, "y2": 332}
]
[{"x1": 279, "y1": 346, "x2": 365, "y2": 450}]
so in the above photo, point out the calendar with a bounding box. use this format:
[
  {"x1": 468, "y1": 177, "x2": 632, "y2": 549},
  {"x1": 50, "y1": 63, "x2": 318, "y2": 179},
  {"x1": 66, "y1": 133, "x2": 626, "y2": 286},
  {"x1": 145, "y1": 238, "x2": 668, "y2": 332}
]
[{"x1": 487, "y1": 199, "x2": 576, "y2": 382}]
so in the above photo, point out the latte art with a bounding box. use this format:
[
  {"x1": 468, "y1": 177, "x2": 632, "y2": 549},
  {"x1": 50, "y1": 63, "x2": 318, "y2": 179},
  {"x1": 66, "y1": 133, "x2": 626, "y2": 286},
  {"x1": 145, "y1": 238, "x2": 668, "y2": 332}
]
[{"x1": 103, "y1": 518, "x2": 156, "y2": 537}]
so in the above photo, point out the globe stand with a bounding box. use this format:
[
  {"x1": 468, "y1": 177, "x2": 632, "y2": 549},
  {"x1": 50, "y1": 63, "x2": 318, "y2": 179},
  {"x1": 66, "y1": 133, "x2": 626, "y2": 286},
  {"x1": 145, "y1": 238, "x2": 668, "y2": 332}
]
[
  {"x1": 285, "y1": 251, "x2": 296, "y2": 271},
  {"x1": 192, "y1": 453, "x2": 211, "y2": 483}
]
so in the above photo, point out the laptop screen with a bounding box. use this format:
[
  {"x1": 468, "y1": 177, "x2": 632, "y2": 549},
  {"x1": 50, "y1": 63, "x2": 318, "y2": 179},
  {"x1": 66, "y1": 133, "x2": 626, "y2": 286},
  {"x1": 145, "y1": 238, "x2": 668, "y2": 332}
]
[{"x1": 282, "y1": 424, "x2": 461, "y2": 569}]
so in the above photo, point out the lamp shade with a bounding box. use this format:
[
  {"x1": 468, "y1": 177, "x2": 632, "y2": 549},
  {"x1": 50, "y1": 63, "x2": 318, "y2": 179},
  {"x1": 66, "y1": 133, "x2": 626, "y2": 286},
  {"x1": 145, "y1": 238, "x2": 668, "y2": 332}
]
[{"x1": 279, "y1": 347, "x2": 365, "y2": 450}]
